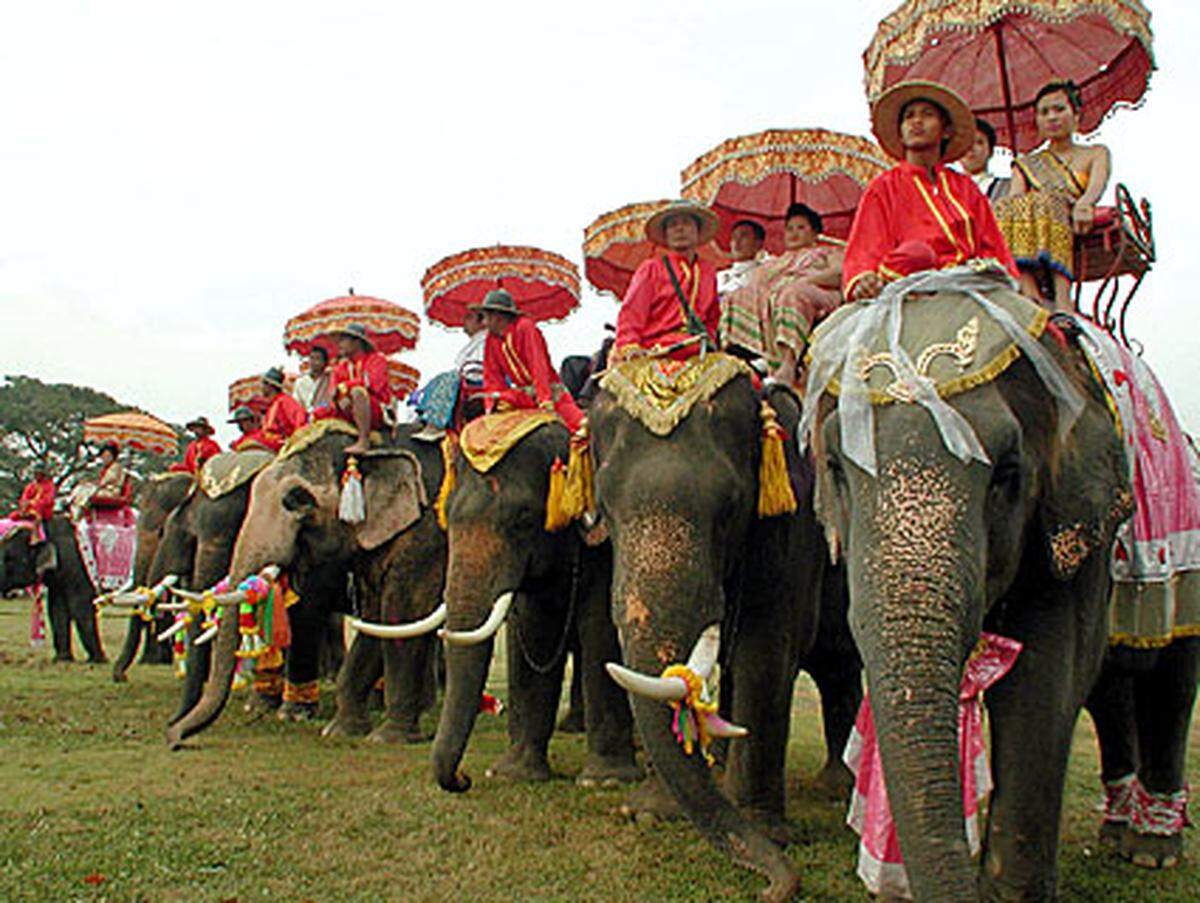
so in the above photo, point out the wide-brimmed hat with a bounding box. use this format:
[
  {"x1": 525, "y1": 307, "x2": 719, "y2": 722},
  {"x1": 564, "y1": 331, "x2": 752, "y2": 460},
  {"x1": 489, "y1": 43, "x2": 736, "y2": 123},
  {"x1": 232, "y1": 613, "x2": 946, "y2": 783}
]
[
  {"x1": 186, "y1": 416, "x2": 214, "y2": 436},
  {"x1": 228, "y1": 405, "x2": 257, "y2": 423},
  {"x1": 262, "y1": 367, "x2": 287, "y2": 390},
  {"x1": 473, "y1": 288, "x2": 523, "y2": 317},
  {"x1": 644, "y1": 199, "x2": 719, "y2": 247},
  {"x1": 871, "y1": 80, "x2": 974, "y2": 164},
  {"x1": 335, "y1": 323, "x2": 376, "y2": 349}
]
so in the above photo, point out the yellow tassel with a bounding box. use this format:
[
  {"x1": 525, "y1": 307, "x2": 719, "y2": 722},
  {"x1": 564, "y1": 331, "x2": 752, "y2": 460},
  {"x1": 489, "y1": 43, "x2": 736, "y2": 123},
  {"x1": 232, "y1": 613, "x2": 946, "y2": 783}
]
[
  {"x1": 561, "y1": 422, "x2": 595, "y2": 522},
  {"x1": 757, "y1": 401, "x2": 797, "y2": 517},
  {"x1": 435, "y1": 432, "x2": 458, "y2": 530},
  {"x1": 544, "y1": 457, "x2": 569, "y2": 532}
]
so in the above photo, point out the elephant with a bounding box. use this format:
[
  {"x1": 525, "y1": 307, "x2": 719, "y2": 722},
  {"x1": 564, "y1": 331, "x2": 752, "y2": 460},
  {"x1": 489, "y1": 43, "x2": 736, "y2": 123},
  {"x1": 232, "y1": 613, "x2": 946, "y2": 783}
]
[
  {"x1": 111, "y1": 471, "x2": 195, "y2": 680},
  {"x1": 808, "y1": 296, "x2": 1137, "y2": 899},
  {"x1": 588, "y1": 361, "x2": 830, "y2": 901},
  {"x1": 0, "y1": 515, "x2": 106, "y2": 662},
  {"x1": 401, "y1": 417, "x2": 640, "y2": 793},
  {"x1": 165, "y1": 423, "x2": 443, "y2": 749}
]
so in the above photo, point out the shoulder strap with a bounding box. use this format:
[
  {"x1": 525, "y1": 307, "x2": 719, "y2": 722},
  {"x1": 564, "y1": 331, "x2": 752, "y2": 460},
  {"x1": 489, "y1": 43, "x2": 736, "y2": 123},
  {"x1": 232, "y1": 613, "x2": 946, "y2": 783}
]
[{"x1": 661, "y1": 256, "x2": 711, "y2": 346}]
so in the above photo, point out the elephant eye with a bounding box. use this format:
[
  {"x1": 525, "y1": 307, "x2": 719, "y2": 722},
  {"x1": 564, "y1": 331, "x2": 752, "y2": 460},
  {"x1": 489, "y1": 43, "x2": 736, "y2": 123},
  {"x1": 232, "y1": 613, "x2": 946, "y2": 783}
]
[
  {"x1": 990, "y1": 454, "x2": 1022, "y2": 499},
  {"x1": 282, "y1": 485, "x2": 317, "y2": 514}
]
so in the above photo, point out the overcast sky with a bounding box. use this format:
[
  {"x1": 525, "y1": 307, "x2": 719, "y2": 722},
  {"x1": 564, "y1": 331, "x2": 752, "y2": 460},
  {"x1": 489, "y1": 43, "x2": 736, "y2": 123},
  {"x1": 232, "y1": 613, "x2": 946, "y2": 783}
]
[{"x1": 3, "y1": 1, "x2": 1196, "y2": 445}]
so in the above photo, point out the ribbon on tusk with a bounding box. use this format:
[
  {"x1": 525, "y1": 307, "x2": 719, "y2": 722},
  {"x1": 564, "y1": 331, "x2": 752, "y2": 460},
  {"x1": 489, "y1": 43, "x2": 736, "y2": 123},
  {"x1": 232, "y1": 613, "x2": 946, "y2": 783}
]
[{"x1": 659, "y1": 664, "x2": 746, "y2": 766}]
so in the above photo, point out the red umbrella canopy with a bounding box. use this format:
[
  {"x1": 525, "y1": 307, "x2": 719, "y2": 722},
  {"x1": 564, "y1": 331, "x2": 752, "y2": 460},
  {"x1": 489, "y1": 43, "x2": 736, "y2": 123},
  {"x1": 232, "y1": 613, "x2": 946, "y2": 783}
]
[
  {"x1": 421, "y1": 245, "x2": 580, "y2": 328},
  {"x1": 386, "y1": 358, "x2": 420, "y2": 399},
  {"x1": 283, "y1": 291, "x2": 420, "y2": 356},
  {"x1": 583, "y1": 200, "x2": 728, "y2": 300},
  {"x1": 83, "y1": 411, "x2": 179, "y2": 456},
  {"x1": 680, "y1": 128, "x2": 891, "y2": 255},
  {"x1": 864, "y1": 0, "x2": 1154, "y2": 154},
  {"x1": 228, "y1": 372, "x2": 297, "y2": 412}
]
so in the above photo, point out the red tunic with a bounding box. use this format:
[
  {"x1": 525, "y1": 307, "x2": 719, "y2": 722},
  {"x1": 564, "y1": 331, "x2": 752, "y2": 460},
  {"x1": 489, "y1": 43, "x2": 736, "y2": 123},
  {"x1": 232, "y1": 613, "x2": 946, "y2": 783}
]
[
  {"x1": 170, "y1": 437, "x2": 221, "y2": 474},
  {"x1": 616, "y1": 252, "x2": 719, "y2": 358},
  {"x1": 257, "y1": 393, "x2": 308, "y2": 452},
  {"x1": 230, "y1": 433, "x2": 265, "y2": 452},
  {"x1": 317, "y1": 350, "x2": 392, "y2": 429},
  {"x1": 842, "y1": 161, "x2": 1018, "y2": 297},
  {"x1": 483, "y1": 317, "x2": 583, "y2": 432},
  {"x1": 16, "y1": 478, "x2": 55, "y2": 522}
]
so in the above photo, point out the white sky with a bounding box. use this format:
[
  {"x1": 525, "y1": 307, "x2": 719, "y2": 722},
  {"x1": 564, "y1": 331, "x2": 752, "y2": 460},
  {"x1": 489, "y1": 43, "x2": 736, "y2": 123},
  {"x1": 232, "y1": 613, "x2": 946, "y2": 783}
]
[{"x1": 3, "y1": 1, "x2": 1197, "y2": 445}]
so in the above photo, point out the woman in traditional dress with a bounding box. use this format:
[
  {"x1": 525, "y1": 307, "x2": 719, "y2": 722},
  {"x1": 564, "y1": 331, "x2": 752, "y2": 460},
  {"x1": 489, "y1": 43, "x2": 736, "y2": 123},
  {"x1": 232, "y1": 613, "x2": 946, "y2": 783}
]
[
  {"x1": 994, "y1": 80, "x2": 1111, "y2": 313},
  {"x1": 719, "y1": 202, "x2": 843, "y2": 386}
]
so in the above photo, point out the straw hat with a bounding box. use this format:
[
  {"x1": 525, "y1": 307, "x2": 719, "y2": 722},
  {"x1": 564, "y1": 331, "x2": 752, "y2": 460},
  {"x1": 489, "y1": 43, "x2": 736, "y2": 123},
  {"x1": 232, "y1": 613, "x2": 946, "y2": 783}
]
[
  {"x1": 644, "y1": 199, "x2": 719, "y2": 246},
  {"x1": 871, "y1": 80, "x2": 974, "y2": 164},
  {"x1": 185, "y1": 416, "x2": 214, "y2": 436}
]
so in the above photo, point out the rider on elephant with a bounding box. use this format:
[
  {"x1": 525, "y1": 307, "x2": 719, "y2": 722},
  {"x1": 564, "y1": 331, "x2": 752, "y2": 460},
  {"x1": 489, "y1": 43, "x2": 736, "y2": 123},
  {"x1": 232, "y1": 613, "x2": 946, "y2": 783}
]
[
  {"x1": 247, "y1": 368, "x2": 309, "y2": 453},
  {"x1": 478, "y1": 289, "x2": 583, "y2": 433},
  {"x1": 227, "y1": 406, "x2": 263, "y2": 451},
  {"x1": 169, "y1": 416, "x2": 221, "y2": 474},
  {"x1": 314, "y1": 324, "x2": 392, "y2": 455},
  {"x1": 84, "y1": 443, "x2": 132, "y2": 513},
  {"x1": 842, "y1": 79, "x2": 1017, "y2": 303},
  {"x1": 11, "y1": 466, "x2": 55, "y2": 536},
  {"x1": 613, "y1": 199, "x2": 720, "y2": 363}
]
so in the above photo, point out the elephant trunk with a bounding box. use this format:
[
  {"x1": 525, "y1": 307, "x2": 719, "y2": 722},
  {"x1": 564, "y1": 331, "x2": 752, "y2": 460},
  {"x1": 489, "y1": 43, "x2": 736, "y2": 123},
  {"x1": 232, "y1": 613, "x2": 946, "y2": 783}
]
[
  {"x1": 431, "y1": 641, "x2": 493, "y2": 792},
  {"x1": 111, "y1": 618, "x2": 144, "y2": 683},
  {"x1": 164, "y1": 599, "x2": 239, "y2": 748}
]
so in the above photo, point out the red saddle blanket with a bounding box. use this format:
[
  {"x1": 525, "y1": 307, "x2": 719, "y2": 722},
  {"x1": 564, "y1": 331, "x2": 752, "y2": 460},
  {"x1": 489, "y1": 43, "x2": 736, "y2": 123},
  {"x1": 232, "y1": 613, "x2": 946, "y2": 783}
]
[{"x1": 75, "y1": 507, "x2": 137, "y2": 592}]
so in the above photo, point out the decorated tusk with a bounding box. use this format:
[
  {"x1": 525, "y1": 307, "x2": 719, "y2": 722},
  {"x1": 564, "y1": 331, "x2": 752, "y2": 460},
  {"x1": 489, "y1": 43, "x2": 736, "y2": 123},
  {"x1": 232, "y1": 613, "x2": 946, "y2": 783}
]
[
  {"x1": 259, "y1": 565, "x2": 281, "y2": 581},
  {"x1": 212, "y1": 590, "x2": 248, "y2": 606},
  {"x1": 351, "y1": 603, "x2": 446, "y2": 639},
  {"x1": 156, "y1": 601, "x2": 192, "y2": 613},
  {"x1": 194, "y1": 624, "x2": 221, "y2": 645},
  {"x1": 157, "y1": 619, "x2": 190, "y2": 642},
  {"x1": 168, "y1": 587, "x2": 206, "y2": 602},
  {"x1": 438, "y1": 592, "x2": 514, "y2": 646},
  {"x1": 604, "y1": 662, "x2": 688, "y2": 701},
  {"x1": 706, "y1": 713, "x2": 749, "y2": 739},
  {"x1": 684, "y1": 623, "x2": 721, "y2": 681}
]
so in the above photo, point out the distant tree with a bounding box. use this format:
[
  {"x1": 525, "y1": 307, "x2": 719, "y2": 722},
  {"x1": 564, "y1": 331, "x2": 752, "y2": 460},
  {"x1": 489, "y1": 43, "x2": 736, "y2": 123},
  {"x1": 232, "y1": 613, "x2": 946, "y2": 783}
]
[{"x1": 0, "y1": 375, "x2": 176, "y2": 510}]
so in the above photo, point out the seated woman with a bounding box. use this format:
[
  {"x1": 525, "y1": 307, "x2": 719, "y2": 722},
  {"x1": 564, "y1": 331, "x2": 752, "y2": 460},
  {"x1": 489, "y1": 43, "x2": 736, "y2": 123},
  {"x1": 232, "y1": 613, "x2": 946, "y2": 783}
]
[
  {"x1": 89, "y1": 443, "x2": 132, "y2": 510},
  {"x1": 994, "y1": 80, "x2": 1111, "y2": 313},
  {"x1": 720, "y1": 202, "x2": 843, "y2": 386}
]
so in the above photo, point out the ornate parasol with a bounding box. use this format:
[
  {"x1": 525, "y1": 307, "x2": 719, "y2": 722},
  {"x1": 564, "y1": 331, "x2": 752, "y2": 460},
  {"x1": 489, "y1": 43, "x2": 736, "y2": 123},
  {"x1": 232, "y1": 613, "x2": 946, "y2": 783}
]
[
  {"x1": 583, "y1": 200, "x2": 727, "y2": 300},
  {"x1": 680, "y1": 128, "x2": 891, "y2": 254},
  {"x1": 421, "y1": 245, "x2": 580, "y2": 328},
  {"x1": 228, "y1": 372, "x2": 297, "y2": 412},
  {"x1": 83, "y1": 411, "x2": 178, "y2": 456},
  {"x1": 386, "y1": 358, "x2": 420, "y2": 399},
  {"x1": 283, "y1": 290, "x2": 420, "y2": 357},
  {"x1": 863, "y1": 0, "x2": 1154, "y2": 153}
]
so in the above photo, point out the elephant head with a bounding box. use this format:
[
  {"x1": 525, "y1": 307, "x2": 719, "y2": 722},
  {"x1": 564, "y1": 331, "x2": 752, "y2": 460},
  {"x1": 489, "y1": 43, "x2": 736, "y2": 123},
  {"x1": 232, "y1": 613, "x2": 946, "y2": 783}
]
[
  {"x1": 812, "y1": 337, "x2": 1131, "y2": 896},
  {"x1": 0, "y1": 525, "x2": 57, "y2": 592},
  {"x1": 164, "y1": 430, "x2": 429, "y2": 748}
]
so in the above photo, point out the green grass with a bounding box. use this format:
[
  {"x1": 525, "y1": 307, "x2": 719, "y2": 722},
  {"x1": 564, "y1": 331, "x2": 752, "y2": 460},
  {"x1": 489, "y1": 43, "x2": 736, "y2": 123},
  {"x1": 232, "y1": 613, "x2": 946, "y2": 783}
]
[{"x1": 0, "y1": 604, "x2": 1195, "y2": 902}]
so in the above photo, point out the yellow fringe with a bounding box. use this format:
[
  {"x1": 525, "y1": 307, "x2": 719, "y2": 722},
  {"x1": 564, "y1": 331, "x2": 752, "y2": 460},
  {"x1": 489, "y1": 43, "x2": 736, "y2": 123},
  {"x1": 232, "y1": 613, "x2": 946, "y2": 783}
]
[
  {"x1": 435, "y1": 432, "x2": 458, "y2": 530},
  {"x1": 561, "y1": 423, "x2": 595, "y2": 521},
  {"x1": 544, "y1": 457, "x2": 569, "y2": 532},
  {"x1": 758, "y1": 401, "x2": 797, "y2": 517}
]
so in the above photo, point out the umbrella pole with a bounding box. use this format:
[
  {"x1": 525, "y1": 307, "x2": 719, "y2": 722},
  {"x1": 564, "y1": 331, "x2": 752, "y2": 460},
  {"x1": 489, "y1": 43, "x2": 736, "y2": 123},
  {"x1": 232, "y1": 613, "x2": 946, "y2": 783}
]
[{"x1": 991, "y1": 23, "x2": 1020, "y2": 151}]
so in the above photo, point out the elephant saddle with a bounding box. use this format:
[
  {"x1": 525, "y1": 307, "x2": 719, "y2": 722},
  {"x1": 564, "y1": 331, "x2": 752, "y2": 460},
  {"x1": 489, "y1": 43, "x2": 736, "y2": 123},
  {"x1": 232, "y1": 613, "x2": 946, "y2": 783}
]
[
  {"x1": 459, "y1": 410, "x2": 559, "y2": 473},
  {"x1": 198, "y1": 450, "x2": 276, "y2": 500},
  {"x1": 598, "y1": 351, "x2": 752, "y2": 436}
]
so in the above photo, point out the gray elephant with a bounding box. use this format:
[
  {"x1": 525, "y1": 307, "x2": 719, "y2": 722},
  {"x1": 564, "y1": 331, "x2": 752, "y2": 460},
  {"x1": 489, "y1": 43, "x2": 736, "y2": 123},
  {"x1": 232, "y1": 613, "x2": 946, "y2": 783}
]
[
  {"x1": 166, "y1": 422, "x2": 442, "y2": 748},
  {"x1": 805, "y1": 289, "x2": 1136, "y2": 899}
]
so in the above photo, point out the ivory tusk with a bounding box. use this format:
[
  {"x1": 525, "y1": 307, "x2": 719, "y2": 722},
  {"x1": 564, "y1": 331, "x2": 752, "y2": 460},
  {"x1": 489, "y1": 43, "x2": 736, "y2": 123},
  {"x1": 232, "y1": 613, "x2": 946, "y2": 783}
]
[
  {"x1": 157, "y1": 619, "x2": 190, "y2": 642},
  {"x1": 684, "y1": 623, "x2": 721, "y2": 681},
  {"x1": 194, "y1": 624, "x2": 220, "y2": 645},
  {"x1": 259, "y1": 565, "x2": 281, "y2": 581},
  {"x1": 168, "y1": 587, "x2": 205, "y2": 602},
  {"x1": 705, "y1": 714, "x2": 749, "y2": 739},
  {"x1": 605, "y1": 662, "x2": 688, "y2": 701},
  {"x1": 156, "y1": 601, "x2": 192, "y2": 613},
  {"x1": 438, "y1": 592, "x2": 514, "y2": 646},
  {"x1": 350, "y1": 603, "x2": 446, "y2": 639}
]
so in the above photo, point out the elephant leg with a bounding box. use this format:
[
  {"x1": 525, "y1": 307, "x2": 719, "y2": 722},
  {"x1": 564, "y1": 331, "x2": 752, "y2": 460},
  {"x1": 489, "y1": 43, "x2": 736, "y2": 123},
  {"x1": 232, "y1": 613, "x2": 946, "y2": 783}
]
[
  {"x1": 279, "y1": 600, "x2": 324, "y2": 722},
  {"x1": 371, "y1": 635, "x2": 436, "y2": 744},
  {"x1": 141, "y1": 614, "x2": 173, "y2": 664},
  {"x1": 1084, "y1": 660, "x2": 1140, "y2": 849},
  {"x1": 47, "y1": 590, "x2": 73, "y2": 662},
  {"x1": 320, "y1": 612, "x2": 346, "y2": 680},
  {"x1": 805, "y1": 656, "x2": 862, "y2": 798},
  {"x1": 68, "y1": 587, "x2": 106, "y2": 663},
  {"x1": 112, "y1": 618, "x2": 144, "y2": 682},
  {"x1": 486, "y1": 599, "x2": 568, "y2": 782},
  {"x1": 323, "y1": 632, "x2": 380, "y2": 738}
]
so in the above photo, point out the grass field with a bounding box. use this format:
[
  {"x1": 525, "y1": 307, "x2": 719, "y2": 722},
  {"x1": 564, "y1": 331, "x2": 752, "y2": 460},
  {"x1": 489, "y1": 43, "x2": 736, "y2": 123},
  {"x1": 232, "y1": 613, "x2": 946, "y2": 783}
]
[{"x1": 0, "y1": 605, "x2": 1196, "y2": 902}]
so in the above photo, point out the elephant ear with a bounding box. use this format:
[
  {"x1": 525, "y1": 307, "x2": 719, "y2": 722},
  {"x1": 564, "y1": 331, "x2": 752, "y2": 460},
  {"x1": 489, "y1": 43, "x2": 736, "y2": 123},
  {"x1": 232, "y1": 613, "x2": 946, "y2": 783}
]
[
  {"x1": 34, "y1": 540, "x2": 58, "y2": 577},
  {"x1": 354, "y1": 451, "x2": 428, "y2": 551},
  {"x1": 1040, "y1": 372, "x2": 1134, "y2": 581}
]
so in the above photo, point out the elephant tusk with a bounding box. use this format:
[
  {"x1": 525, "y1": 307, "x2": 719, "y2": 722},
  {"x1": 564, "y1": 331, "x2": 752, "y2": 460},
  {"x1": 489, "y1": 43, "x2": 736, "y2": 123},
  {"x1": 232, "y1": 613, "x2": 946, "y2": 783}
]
[
  {"x1": 350, "y1": 603, "x2": 446, "y2": 639},
  {"x1": 705, "y1": 713, "x2": 749, "y2": 739},
  {"x1": 259, "y1": 565, "x2": 281, "y2": 581},
  {"x1": 157, "y1": 619, "x2": 190, "y2": 642},
  {"x1": 168, "y1": 587, "x2": 206, "y2": 603},
  {"x1": 156, "y1": 601, "x2": 192, "y2": 613},
  {"x1": 438, "y1": 592, "x2": 514, "y2": 646},
  {"x1": 194, "y1": 623, "x2": 221, "y2": 645},
  {"x1": 684, "y1": 623, "x2": 721, "y2": 681},
  {"x1": 605, "y1": 662, "x2": 688, "y2": 701}
]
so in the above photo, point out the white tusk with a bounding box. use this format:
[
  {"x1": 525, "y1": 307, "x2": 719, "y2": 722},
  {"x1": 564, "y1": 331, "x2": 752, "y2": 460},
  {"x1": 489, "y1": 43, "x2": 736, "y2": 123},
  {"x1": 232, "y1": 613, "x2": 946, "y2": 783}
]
[
  {"x1": 684, "y1": 623, "x2": 721, "y2": 681},
  {"x1": 706, "y1": 717, "x2": 749, "y2": 739},
  {"x1": 157, "y1": 619, "x2": 190, "y2": 642},
  {"x1": 194, "y1": 624, "x2": 221, "y2": 645},
  {"x1": 169, "y1": 587, "x2": 205, "y2": 602},
  {"x1": 350, "y1": 603, "x2": 446, "y2": 639},
  {"x1": 437, "y1": 592, "x2": 514, "y2": 646},
  {"x1": 154, "y1": 574, "x2": 181, "y2": 593},
  {"x1": 102, "y1": 593, "x2": 145, "y2": 607},
  {"x1": 605, "y1": 662, "x2": 688, "y2": 701},
  {"x1": 212, "y1": 590, "x2": 248, "y2": 606},
  {"x1": 259, "y1": 565, "x2": 281, "y2": 581},
  {"x1": 156, "y1": 601, "x2": 192, "y2": 613}
]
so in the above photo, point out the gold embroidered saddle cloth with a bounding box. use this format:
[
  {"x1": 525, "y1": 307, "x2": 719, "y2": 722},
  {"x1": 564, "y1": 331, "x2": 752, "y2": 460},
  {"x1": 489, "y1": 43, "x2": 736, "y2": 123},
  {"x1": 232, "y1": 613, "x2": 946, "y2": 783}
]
[
  {"x1": 815, "y1": 289, "x2": 1048, "y2": 405},
  {"x1": 198, "y1": 450, "x2": 275, "y2": 499},
  {"x1": 460, "y1": 410, "x2": 560, "y2": 473},
  {"x1": 598, "y1": 352, "x2": 752, "y2": 436}
]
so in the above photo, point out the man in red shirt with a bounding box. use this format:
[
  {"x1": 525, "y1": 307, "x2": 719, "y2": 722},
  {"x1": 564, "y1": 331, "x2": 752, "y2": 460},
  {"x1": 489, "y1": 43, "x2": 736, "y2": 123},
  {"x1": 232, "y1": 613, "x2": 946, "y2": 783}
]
[
  {"x1": 228, "y1": 406, "x2": 263, "y2": 451},
  {"x1": 614, "y1": 199, "x2": 721, "y2": 362},
  {"x1": 317, "y1": 324, "x2": 392, "y2": 455},
  {"x1": 478, "y1": 290, "x2": 583, "y2": 433},
  {"x1": 842, "y1": 80, "x2": 1018, "y2": 302},
  {"x1": 12, "y1": 466, "x2": 55, "y2": 525},
  {"x1": 170, "y1": 417, "x2": 221, "y2": 474},
  {"x1": 232, "y1": 370, "x2": 308, "y2": 454}
]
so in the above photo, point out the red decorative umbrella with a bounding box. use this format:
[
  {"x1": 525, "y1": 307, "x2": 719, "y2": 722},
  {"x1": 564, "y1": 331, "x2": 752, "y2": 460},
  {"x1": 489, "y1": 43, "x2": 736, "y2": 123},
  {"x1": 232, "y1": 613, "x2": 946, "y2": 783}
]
[
  {"x1": 583, "y1": 200, "x2": 728, "y2": 300},
  {"x1": 283, "y1": 290, "x2": 420, "y2": 356},
  {"x1": 83, "y1": 411, "x2": 178, "y2": 456},
  {"x1": 386, "y1": 358, "x2": 420, "y2": 399},
  {"x1": 680, "y1": 129, "x2": 891, "y2": 254},
  {"x1": 228, "y1": 372, "x2": 297, "y2": 412},
  {"x1": 421, "y1": 245, "x2": 580, "y2": 328},
  {"x1": 864, "y1": 0, "x2": 1154, "y2": 153}
]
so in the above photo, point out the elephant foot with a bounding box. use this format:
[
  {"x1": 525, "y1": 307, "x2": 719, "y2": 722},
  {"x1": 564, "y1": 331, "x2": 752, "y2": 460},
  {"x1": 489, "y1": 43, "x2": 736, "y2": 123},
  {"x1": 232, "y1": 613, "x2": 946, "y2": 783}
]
[
  {"x1": 576, "y1": 754, "x2": 643, "y2": 788},
  {"x1": 759, "y1": 869, "x2": 802, "y2": 903},
  {"x1": 86, "y1": 655, "x2": 108, "y2": 665},
  {"x1": 808, "y1": 759, "x2": 855, "y2": 801},
  {"x1": 618, "y1": 775, "x2": 683, "y2": 824},
  {"x1": 53, "y1": 654, "x2": 73, "y2": 664},
  {"x1": 367, "y1": 718, "x2": 432, "y2": 745},
  {"x1": 485, "y1": 746, "x2": 551, "y2": 782},
  {"x1": 1121, "y1": 830, "x2": 1183, "y2": 869},
  {"x1": 321, "y1": 712, "x2": 372, "y2": 739},
  {"x1": 111, "y1": 669, "x2": 129, "y2": 684},
  {"x1": 277, "y1": 701, "x2": 318, "y2": 723},
  {"x1": 739, "y1": 807, "x2": 799, "y2": 848},
  {"x1": 243, "y1": 692, "x2": 282, "y2": 715},
  {"x1": 1098, "y1": 819, "x2": 1127, "y2": 851},
  {"x1": 556, "y1": 708, "x2": 585, "y2": 734}
]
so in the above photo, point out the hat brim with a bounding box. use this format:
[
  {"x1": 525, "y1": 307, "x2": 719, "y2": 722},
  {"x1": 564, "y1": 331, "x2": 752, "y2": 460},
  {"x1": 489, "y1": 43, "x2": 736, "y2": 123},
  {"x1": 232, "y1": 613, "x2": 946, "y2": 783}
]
[
  {"x1": 335, "y1": 329, "x2": 376, "y2": 349},
  {"x1": 476, "y1": 302, "x2": 523, "y2": 316},
  {"x1": 644, "y1": 204, "x2": 720, "y2": 247},
  {"x1": 871, "y1": 80, "x2": 974, "y2": 164},
  {"x1": 186, "y1": 420, "x2": 214, "y2": 435}
]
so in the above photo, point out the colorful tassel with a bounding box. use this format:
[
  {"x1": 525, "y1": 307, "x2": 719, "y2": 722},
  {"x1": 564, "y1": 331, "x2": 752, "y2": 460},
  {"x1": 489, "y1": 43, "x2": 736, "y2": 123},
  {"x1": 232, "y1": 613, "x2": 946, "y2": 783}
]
[
  {"x1": 757, "y1": 400, "x2": 797, "y2": 517},
  {"x1": 561, "y1": 422, "x2": 595, "y2": 521},
  {"x1": 435, "y1": 432, "x2": 459, "y2": 530},
  {"x1": 543, "y1": 457, "x2": 569, "y2": 532},
  {"x1": 661, "y1": 664, "x2": 719, "y2": 766},
  {"x1": 339, "y1": 456, "x2": 366, "y2": 524}
]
